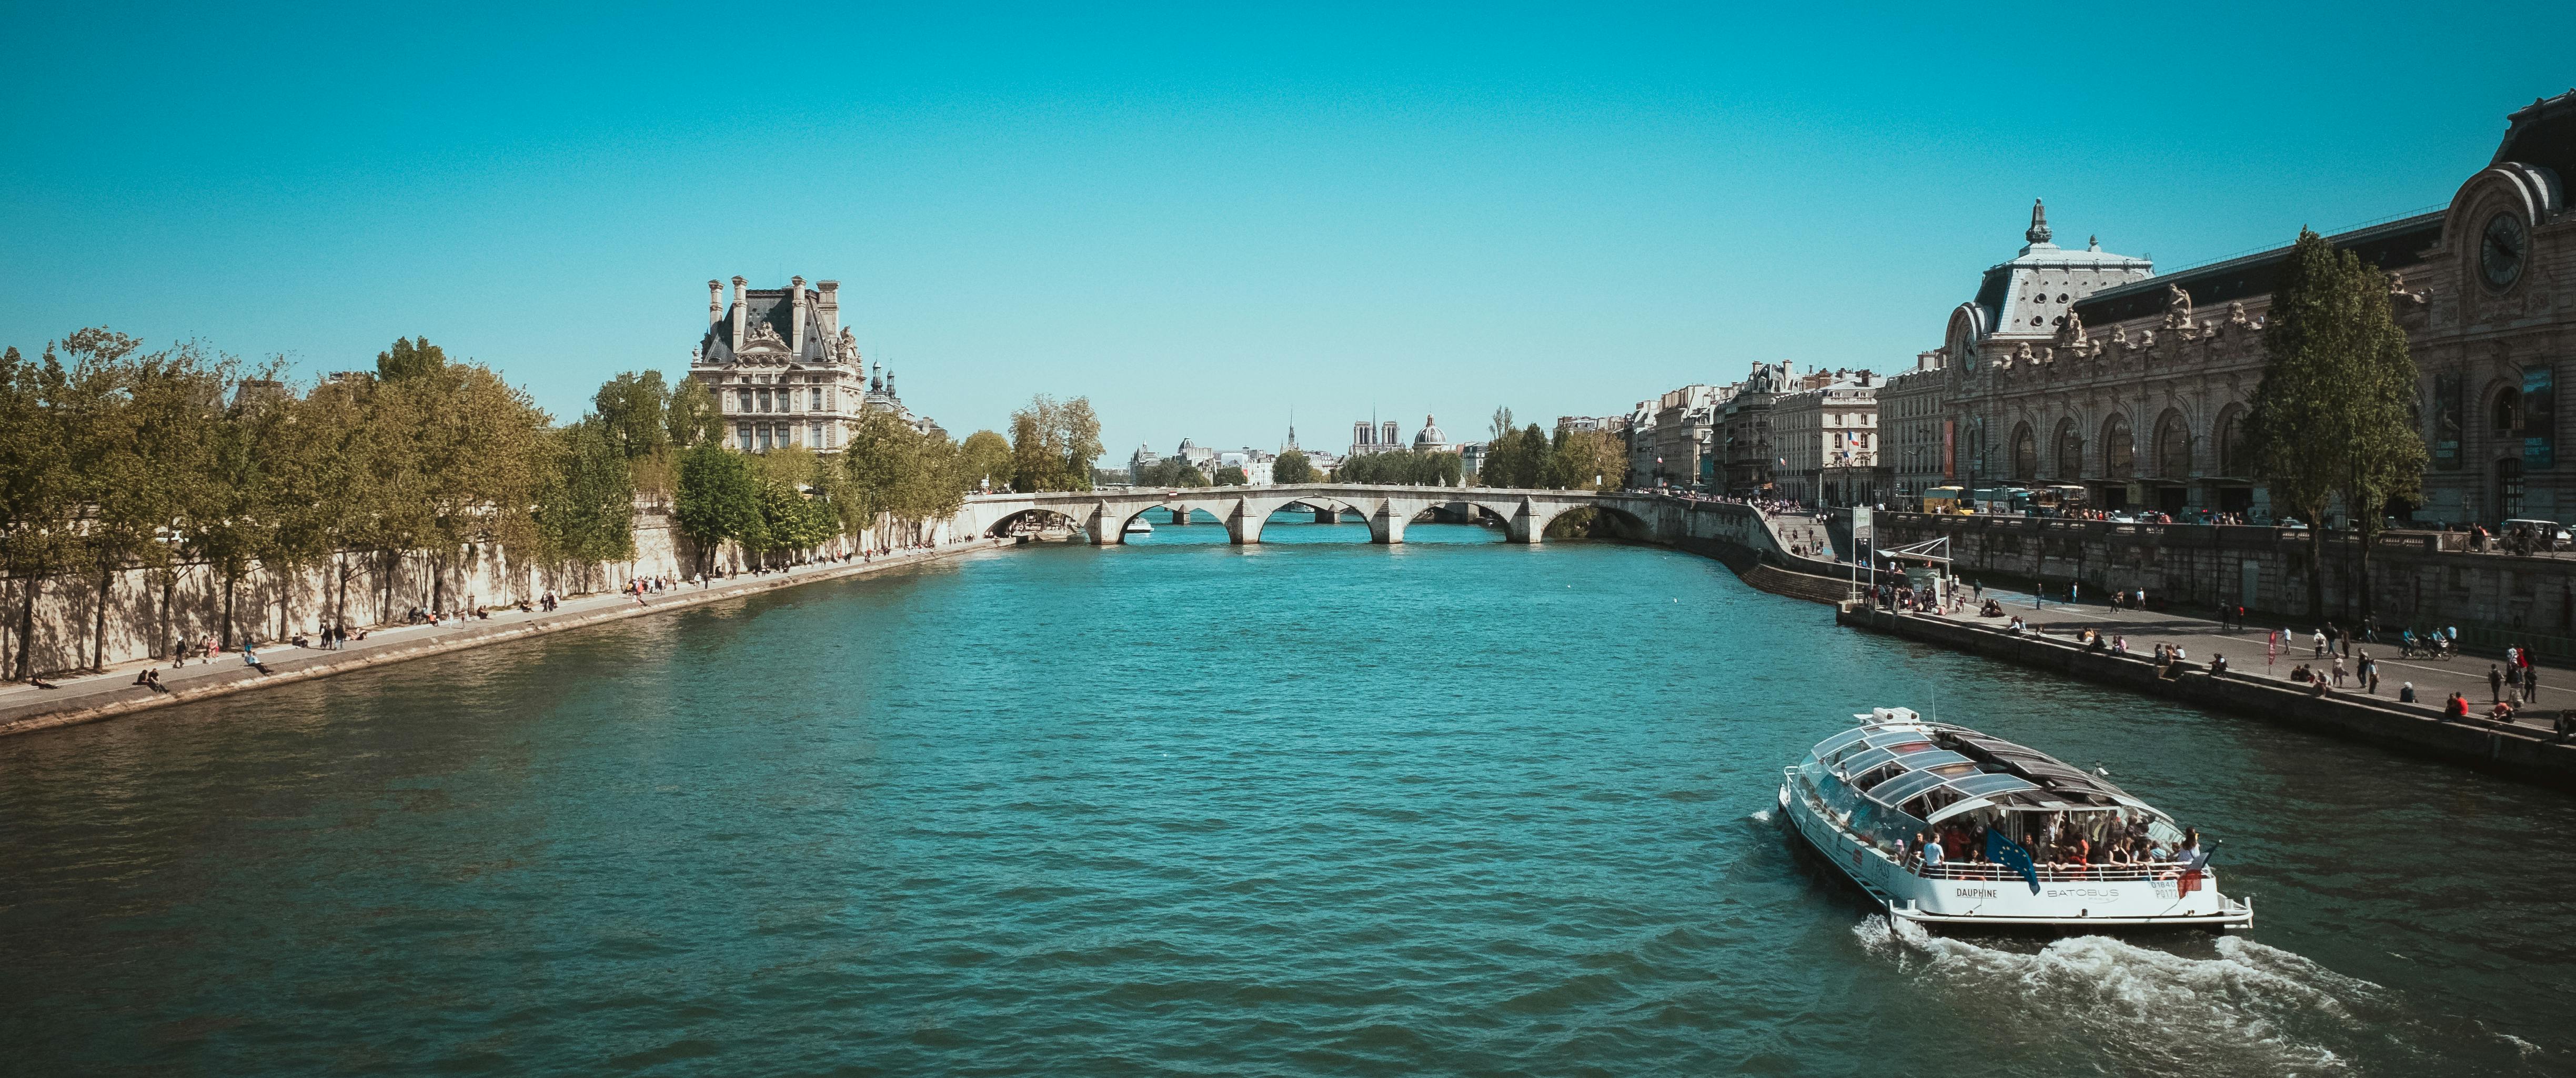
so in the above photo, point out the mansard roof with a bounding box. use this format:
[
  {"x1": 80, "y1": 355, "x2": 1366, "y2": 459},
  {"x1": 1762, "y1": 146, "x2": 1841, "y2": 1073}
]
[
  {"x1": 1966, "y1": 235, "x2": 2152, "y2": 341},
  {"x1": 701, "y1": 288, "x2": 840, "y2": 366},
  {"x1": 2496, "y1": 88, "x2": 2576, "y2": 182},
  {"x1": 2070, "y1": 210, "x2": 2443, "y2": 327}
]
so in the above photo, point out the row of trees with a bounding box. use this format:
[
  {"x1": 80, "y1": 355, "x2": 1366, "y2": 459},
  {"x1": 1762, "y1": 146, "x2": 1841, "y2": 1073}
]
[
  {"x1": 1475, "y1": 409, "x2": 1628, "y2": 491},
  {"x1": 0, "y1": 333, "x2": 602, "y2": 678},
  {"x1": 0, "y1": 327, "x2": 1082, "y2": 678}
]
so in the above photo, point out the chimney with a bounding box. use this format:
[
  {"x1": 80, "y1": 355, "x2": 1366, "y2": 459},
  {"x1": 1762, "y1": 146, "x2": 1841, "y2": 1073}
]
[
  {"x1": 789, "y1": 276, "x2": 808, "y2": 356},
  {"x1": 816, "y1": 280, "x2": 841, "y2": 340},
  {"x1": 730, "y1": 276, "x2": 748, "y2": 351},
  {"x1": 707, "y1": 279, "x2": 723, "y2": 327}
]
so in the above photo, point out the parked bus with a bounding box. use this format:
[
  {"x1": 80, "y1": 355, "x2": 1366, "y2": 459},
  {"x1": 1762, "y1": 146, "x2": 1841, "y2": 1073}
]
[{"x1": 1920, "y1": 486, "x2": 1969, "y2": 514}]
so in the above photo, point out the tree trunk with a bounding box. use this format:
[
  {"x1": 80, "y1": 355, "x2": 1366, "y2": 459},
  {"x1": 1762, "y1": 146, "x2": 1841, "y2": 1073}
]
[
  {"x1": 156, "y1": 571, "x2": 175, "y2": 660},
  {"x1": 2306, "y1": 525, "x2": 2326, "y2": 619},
  {"x1": 93, "y1": 562, "x2": 114, "y2": 673},
  {"x1": 221, "y1": 570, "x2": 238, "y2": 649},
  {"x1": 13, "y1": 575, "x2": 38, "y2": 682}
]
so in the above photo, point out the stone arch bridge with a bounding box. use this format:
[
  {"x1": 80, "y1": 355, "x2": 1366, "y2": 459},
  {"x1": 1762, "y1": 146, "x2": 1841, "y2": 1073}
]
[{"x1": 959, "y1": 484, "x2": 1669, "y2": 545}]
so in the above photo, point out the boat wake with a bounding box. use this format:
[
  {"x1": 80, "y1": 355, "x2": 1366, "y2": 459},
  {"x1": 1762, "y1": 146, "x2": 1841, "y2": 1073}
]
[{"x1": 1850, "y1": 919, "x2": 2431, "y2": 1075}]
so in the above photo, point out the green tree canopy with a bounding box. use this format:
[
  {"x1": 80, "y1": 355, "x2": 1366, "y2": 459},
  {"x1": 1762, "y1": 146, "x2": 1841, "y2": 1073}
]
[
  {"x1": 375, "y1": 336, "x2": 448, "y2": 381},
  {"x1": 592, "y1": 370, "x2": 671, "y2": 459},
  {"x1": 674, "y1": 441, "x2": 764, "y2": 573},
  {"x1": 1213, "y1": 465, "x2": 1249, "y2": 486},
  {"x1": 666, "y1": 377, "x2": 725, "y2": 449},
  {"x1": 1133, "y1": 456, "x2": 1209, "y2": 487},
  {"x1": 1273, "y1": 448, "x2": 1317, "y2": 485},
  {"x1": 1335, "y1": 449, "x2": 1461, "y2": 486},
  {"x1": 1008, "y1": 395, "x2": 1104, "y2": 491},
  {"x1": 2248, "y1": 227, "x2": 2426, "y2": 618},
  {"x1": 959, "y1": 428, "x2": 1014, "y2": 492}
]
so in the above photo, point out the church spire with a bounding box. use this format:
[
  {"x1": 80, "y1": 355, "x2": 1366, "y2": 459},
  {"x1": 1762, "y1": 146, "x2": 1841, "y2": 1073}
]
[{"x1": 2026, "y1": 198, "x2": 2052, "y2": 245}]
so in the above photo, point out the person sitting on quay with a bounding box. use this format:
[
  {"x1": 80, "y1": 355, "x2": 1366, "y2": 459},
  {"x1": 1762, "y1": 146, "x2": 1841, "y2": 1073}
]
[
  {"x1": 2489, "y1": 699, "x2": 2520, "y2": 722},
  {"x1": 2444, "y1": 691, "x2": 2469, "y2": 720},
  {"x1": 242, "y1": 643, "x2": 271, "y2": 675},
  {"x1": 132, "y1": 668, "x2": 167, "y2": 693},
  {"x1": 2399, "y1": 681, "x2": 2416, "y2": 703},
  {"x1": 2208, "y1": 653, "x2": 2228, "y2": 678}
]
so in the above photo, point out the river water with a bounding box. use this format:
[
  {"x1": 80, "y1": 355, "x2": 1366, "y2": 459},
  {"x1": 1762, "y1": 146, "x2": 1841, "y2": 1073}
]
[{"x1": 4, "y1": 516, "x2": 2572, "y2": 1075}]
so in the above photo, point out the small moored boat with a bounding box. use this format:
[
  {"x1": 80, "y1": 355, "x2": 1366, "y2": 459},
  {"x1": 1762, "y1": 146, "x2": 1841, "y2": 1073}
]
[
  {"x1": 1779, "y1": 708, "x2": 2251, "y2": 931},
  {"x1": 1124, "y1": 517, "x2": 1154, "y2": 536}
]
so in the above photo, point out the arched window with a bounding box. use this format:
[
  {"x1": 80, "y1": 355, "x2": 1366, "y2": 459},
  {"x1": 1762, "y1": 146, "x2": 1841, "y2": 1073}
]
[
  {"x1": 2156, "y1": 410, "x2": 2193, "y2": 479},
  {"x1": 2215, "y1": 406, "x2": 2251, "y2": 476},
  {"x1": 2011, "y1": 422, "x2": 2037, "y2": 481},
  {"x1": 2496, "y1": 387, "x2": 2525, "y2": 435},
  {"x1": 2054, "y1": 420, "x2": 2083, "y2": 480},
  {"x1": 2102, "y1": 415, "x2": 2135, "y2": 478}
]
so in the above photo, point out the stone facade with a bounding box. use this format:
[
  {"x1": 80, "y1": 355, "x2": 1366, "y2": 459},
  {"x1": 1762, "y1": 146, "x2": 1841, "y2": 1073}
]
[
  {"x1": 1774, "y1": 371, "x2": 1882, "y2": 506},
  {"x1": 1639, "y1": 384, "x2": 1724, "y2": 488},
  {"x1": 1720, "y1": 361, "x2": 1798, "y2": 492},
  {"x1": 688, "y1": 275, "x2": 934, "y2": 454},
  {"x1": 1935, "y1": 92, "x2": 2576, "y2": 525},
  {"x1": 1884, "y1": 351, "x2": 1951, "y2": 499}
]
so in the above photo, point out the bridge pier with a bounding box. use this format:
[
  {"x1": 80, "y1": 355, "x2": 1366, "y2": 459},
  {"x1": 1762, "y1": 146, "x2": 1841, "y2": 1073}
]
[
  {"x1": 1367, "y1": 502, "x2": 1408, "y2": 544},
  {"x1": 1314, "y1": 507, "x2": 1335, "y2": 525},
  {"x1": 1170, "y1": 509, "x2": 1189, "y2": 526},
  {"x1": 1226, "y1": 499, "x2": 1266, "y2": 545},
  {"x1": 1084, "y1": 505, "x2": 1123, "y2": 546}
]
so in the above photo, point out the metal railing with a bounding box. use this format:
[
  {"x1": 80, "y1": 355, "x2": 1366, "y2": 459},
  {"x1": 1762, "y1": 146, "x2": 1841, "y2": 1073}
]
[{"x1": 1918, "y1": 861, "x2": 2198, "y2": 882}]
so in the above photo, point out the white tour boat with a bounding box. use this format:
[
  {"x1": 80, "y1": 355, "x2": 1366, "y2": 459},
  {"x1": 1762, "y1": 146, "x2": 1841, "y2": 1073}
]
[
  {"x1": 1124, "y1": 517, "x2": 1154, "y2": 536},
  {"x1": 1778, "y1": 708, "x2": 2252, "y2": 930}
]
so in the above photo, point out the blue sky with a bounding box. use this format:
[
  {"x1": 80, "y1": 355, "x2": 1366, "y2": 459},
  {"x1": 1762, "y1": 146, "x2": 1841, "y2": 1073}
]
[{"x1": 5, "y1": 3, "x2": 2571, "y2": 460}]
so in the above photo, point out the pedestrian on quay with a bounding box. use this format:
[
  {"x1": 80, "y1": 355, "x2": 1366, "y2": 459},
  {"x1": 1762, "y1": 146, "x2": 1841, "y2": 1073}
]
[
  {"x1": 2364, "y1": 614, "x2": 2378, "y2": 643},
  {"x1": 2491, "y1": 662, "x2": 2506, "y2": 703},
  {"x1": 2312, "y1": 629, "x2": 2328, "y2": 658},
  {"x1": 2331, "y1": 656, "x2": 2347, "y2": 687},
  {"x1": 2360, "y1": 652, "x2": 2379, "y2": 694}
]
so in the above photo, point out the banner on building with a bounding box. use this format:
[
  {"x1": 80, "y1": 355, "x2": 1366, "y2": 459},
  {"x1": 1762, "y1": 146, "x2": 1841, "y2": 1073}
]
[
  {"x1": 2525, "y1": 365, "x2": 2555, "y2": 470},
  {"x1": 1943, "y1": 420, "x2": 1955, "y2": 481},
  {"x1": 2433, "y1": 370, "x2": 2462, "y2": 470}
]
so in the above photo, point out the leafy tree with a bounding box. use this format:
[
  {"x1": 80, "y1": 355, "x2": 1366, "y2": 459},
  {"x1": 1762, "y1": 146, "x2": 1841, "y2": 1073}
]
[
  {"x1": 1477, "y1": 422, "x2": 1550, "y2": 488},
  {"x1": 1334, "y1": 449, "x2": 1461, "y2": 486},
  {"x1": 375, "y1": 336, "x2": 447, "y2": 381},
  {"x1": 1541, "y1": 429, "x2": 1628, "y2": 491},
  {"x1": 1274, "y1": 448, "x2": 1317, "y2": 484},
  {"x1": 0, "y1": 345, "x2": 77, "y2": 679},
  {"x1": 666, "y1": 377, "x2": 725, "y2": 448},
  {"x1": 959, "y1": 429, "x2": 1014, "y2": 492},
  {"x1": 536, "y1": 416, "x2": 637, "y2": 586},
  {"x1": 1489, "y1": 407, "x2": 1516, "y2": 440},
  {"x1": 369, "y1": 359, "x2": 547, "y2": 611},
  {"x1": 593, "y1": 370, "x2": 671, "y2": 459},
  {"x1": 675, "y1": 441, "x2": 764, "y2": 574},
  {"x1": 1008, "y1": 395, "x2": 1105, "y2": 491},
  {"x1": 1133, "y1": 457, "x2": 1209, "y2": 487},
  {"x1": 1213, "y1": 465, "x2": 1249, "y2": 486},
  {"x1": 2248, "y1": 228, "x2": 2427, "y2": 619}
]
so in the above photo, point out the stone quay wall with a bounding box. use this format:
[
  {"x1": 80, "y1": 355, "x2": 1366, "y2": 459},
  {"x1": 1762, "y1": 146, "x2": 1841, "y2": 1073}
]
[
  {"x1": 1837, "y1": 604, "x2": 2576, "y2": 789},
  {"x1": 0, "y1": 506, "x2": 962, "y2": 679},
  {"x1": 1867, "y1": 510, "x2": 2576, "y2": 659}
]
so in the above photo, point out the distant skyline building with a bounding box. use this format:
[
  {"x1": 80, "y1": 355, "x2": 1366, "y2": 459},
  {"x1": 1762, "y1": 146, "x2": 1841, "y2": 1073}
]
[{"x1": 688, "y1": 274, "x2": 934, "y2": 454}]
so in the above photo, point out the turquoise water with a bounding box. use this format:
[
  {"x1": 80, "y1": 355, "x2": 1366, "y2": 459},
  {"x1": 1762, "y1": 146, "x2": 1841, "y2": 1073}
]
[{"x1": 3, "y1": 516, "x2": 2572, "y2": 1075}]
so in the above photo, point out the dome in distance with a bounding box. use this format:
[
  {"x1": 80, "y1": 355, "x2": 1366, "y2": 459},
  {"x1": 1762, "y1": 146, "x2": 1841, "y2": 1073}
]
[{"x1": 1413, "y1": 414, "x2": 1451, "y2": 451}]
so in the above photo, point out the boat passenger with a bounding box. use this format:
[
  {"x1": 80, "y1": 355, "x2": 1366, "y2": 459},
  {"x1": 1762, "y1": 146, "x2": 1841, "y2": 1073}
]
[{"x1": 1917, "y1": 831, "x2": 1943, "y2": 871}]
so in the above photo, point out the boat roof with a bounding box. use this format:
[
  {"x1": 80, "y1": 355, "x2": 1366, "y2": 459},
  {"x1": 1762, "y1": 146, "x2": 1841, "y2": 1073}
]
[{"x1": 1808, "y1": 709, "x2": 2162, "y2": 822}]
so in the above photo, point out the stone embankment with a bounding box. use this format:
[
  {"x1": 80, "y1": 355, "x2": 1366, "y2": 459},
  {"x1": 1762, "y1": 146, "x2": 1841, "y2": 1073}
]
[
  {"x1": 1836, "y1": 603, "x2": 2576, "y2": 789},
  {"x1": 0, "y1": 539, "x2": 1010, "y2": 739}
]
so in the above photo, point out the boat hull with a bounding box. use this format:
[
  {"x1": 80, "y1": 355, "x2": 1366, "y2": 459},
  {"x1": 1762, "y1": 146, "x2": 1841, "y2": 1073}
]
[{"x1": 1779, "y1": 772, "x2": 2251, "y2": 931}]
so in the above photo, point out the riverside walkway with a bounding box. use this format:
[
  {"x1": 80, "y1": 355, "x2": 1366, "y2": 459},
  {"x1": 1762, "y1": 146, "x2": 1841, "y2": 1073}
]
[
  {"x1": 0, "y1": 539, "x2": 1008, "y2": 739},
  {"x1": 1931, "y1": 583, "x2": 2572, "y2": 739}
]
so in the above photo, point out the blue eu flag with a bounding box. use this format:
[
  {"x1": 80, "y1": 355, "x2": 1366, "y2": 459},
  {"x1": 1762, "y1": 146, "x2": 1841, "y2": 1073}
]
[{"x1": 1985, "y1": 828, "x2": 2041, "y2": 894}]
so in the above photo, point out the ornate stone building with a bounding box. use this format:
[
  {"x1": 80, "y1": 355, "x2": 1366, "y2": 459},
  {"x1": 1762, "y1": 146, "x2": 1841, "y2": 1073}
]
[
  {"x1": 1937, "y1": 90, "x2": 2576, "y2": 524},
  {"x1": 1883, "y1": 351, "x2": 1950, "y2": 499},
  {"x1": 1773, "y1": 371, "x2": 1881, "y2": 506},
  {"x1": 689, "y1": 275, "x2": 933, "y2": 454},
  {"x1": 1720, "y1": 361, "x2": 1797, "y2": 492}
]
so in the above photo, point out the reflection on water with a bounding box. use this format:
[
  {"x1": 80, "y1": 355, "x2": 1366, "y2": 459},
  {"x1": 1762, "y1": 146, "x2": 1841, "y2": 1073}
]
[{"x1": 1, "y1": 520, "x2": 2570, "y2": 1076}]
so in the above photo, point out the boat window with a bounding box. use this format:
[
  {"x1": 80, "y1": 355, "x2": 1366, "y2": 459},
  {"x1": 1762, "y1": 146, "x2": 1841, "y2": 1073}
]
[
  {"x1": 1893, "y1": 750, "x2": 1974, "y2": 772},
  {"x1": 1929, "y1": 762, "x2": 1980, "y2": 778},
  {"x1": 1868, "y1": 769, "x2": 1949, "y2": 807},
  {"x1": 1853, "y1": 764, "x2": 1905, "y2": 792},
  {"x1": 1944, "y1": 772, "x2": 2040, "y2": 798},
  {"x1": 1839, "y1": 747, "x2": 1898, "y2": 775},
  {"x1": 1810, "y1": 729, "x2": 1871, "y2": 758}
]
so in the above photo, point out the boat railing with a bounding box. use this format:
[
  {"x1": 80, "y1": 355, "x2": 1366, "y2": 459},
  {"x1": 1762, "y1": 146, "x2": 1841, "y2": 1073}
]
[{"x1": 1917, "y1": 861, "x2": 2202, "y2": 883}]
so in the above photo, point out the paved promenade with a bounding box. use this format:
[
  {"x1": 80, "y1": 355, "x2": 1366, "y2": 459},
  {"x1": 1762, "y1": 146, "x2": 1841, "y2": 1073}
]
[
  {"x1": 0, "y1": 539, "x2": 1008, "y2": 738},
  {"x1": 1954, "y1": 582, "x2": 2570, "y2": 738}
]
